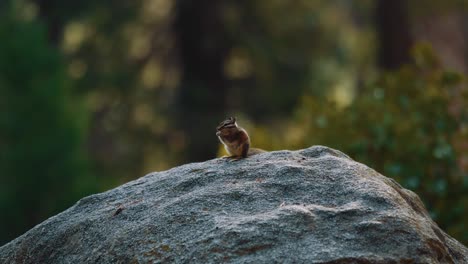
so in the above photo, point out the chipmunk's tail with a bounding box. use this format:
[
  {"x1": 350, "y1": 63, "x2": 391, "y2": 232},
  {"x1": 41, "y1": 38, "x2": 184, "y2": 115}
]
[{"x1": 247, "y1": 148, "x2": 267, "y2": 156}]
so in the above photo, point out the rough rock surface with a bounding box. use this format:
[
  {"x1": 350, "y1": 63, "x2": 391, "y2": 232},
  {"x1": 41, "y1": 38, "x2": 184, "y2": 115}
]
[{"x1": 1, "y1": 146, "x2": 467, "y2": 263}]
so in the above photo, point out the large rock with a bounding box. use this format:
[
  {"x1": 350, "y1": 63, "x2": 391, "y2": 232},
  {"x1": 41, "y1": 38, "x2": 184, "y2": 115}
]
[{"x1": 1, "y1": 146, "x2": 467, "y2": 263}]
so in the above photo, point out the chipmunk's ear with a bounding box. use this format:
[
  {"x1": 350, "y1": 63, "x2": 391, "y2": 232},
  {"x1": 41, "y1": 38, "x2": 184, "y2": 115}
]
[{"x1": 231, "y1": 117, "x2": 237, "y2": 122}]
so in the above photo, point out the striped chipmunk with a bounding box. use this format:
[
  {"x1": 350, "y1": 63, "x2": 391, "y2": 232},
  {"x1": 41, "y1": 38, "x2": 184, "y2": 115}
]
[{"x1": 216, "y1": 117, "x2": 266, "y2": 160}]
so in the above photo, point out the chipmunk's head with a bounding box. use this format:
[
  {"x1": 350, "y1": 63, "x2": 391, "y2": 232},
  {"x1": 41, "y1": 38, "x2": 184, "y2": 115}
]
[{"x1": 216, "y1": 117, "x2": 237, "y2": 137}]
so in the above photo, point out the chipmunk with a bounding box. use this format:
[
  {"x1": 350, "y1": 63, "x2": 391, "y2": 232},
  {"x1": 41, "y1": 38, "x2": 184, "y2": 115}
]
[{"x1": 216, "y1": 117, "x2": 266, "y2": 160}]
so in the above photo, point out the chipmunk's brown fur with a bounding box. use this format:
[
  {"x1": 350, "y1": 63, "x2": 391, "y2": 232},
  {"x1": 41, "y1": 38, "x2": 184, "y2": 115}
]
[{"x1": 216, "y1": 117, "x2": 265, "y2": 160}]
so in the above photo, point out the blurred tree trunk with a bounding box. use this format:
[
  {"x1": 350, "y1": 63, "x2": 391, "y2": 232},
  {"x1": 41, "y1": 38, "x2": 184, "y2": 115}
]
[
  {"x1": 375, "y1": 0, "x2": 413, "y2": 70},
  {"x1": 35, "y1": 0, "x2": 62, "y2": 44},
  {"x1": 414, "y1": 12, "x2": 468, "y2": 73},
  {"x1": 173, "y1": 0, "x2": 230, "y2": 162},
  {"x1": 412, "y1": 10, "x2": 468, "y2": 174}
]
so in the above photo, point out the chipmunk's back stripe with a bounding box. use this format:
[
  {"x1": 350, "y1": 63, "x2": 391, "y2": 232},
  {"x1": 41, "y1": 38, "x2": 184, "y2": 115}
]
[{"x1": 217, "y1": 118, "x2": 236, "y2": 130}]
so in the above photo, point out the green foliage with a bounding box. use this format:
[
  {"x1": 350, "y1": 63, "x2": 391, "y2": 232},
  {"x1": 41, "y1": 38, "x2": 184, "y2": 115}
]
[
  {"x1": 0, "y1": 9, "x2": 96, "y2": 245},
  {"x1": 284, "y1": 45, "x2": 468, "y2": 244}
]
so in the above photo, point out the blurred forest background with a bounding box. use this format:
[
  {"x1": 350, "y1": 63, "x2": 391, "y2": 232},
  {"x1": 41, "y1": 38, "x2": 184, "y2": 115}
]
[{"x1": 1, "y1": 0, "x2": 467, "y2": 246}]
